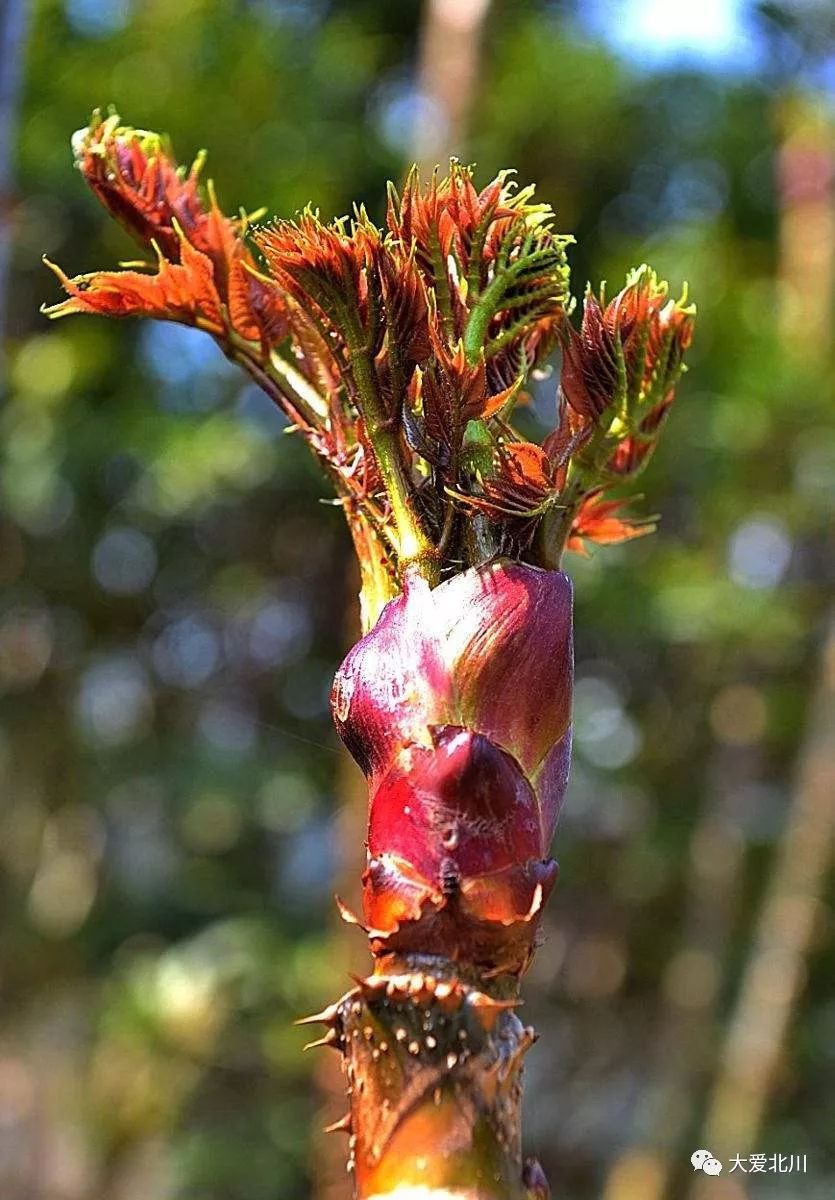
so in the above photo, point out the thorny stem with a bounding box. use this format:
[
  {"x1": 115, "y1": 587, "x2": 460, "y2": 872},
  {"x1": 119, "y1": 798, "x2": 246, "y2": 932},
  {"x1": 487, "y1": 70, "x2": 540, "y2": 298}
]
[
  {"x1": 269, "y1": 347, "x2": 330, "y2": 422},
  {"x1": 226, "y1": 334, "x2": 399, "y2": 559},
  {"x1": 226, "y1": 341, "x2": 387, "y2": 564},
  {"x1": 436, "y1": 493, "x2": 458, "y2": 562},
  {"x1": 306, "y1": 955, "x2": 544, "y2": 1200}
]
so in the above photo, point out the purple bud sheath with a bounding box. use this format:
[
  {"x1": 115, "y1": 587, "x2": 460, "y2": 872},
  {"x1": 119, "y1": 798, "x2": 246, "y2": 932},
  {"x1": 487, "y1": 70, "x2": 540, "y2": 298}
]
[{"x1": 324, "y1": 562, "x2": 573, "y2": 1197}]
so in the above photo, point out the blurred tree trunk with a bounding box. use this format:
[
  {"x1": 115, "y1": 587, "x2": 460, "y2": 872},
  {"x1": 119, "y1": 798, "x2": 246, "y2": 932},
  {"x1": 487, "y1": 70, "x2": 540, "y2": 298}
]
[
  {"x1": 600, "y1": 741, "x2": 754, "y2": 1200},
  {"x1": 0, "y1": 0, "x2": 28, "y2": 376},
  {"x1": 695, "y1": 611, "x2": 835, "y2": 1180},
  {"x1": 604, "y1": 90, "x2": 835, "y2": 1200},
  {"x1": 690, "y1": 93, "x2": 835, "y2": 1191},
  {"x1": 776, "y1": 94, "x2": 835, "y2": 360},
  {"x1": 412, "y1": 0, "x2": 492, "y2": 172}
]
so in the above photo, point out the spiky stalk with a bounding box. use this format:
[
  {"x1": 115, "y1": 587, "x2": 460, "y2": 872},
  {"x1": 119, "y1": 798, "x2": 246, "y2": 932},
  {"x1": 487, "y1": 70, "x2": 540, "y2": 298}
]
[{"x1": 43, "y1": 112, "x2": 695, "y2": 1198}]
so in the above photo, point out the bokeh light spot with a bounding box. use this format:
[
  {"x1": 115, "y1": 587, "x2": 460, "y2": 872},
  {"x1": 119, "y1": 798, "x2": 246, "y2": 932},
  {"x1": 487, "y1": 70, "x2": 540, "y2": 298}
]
[
  {"x1": 77, "y1": 655, "x2": 153, "y2": 746},
  {"x1": 710, "y1": 683, "x2": 768, "y2": 746},
  {"x1": 728, "y1": 514, "x2": 792, "y2": 590},
  {"x1": 92, "y1": 526, "x2": 158, "y2": 595}
]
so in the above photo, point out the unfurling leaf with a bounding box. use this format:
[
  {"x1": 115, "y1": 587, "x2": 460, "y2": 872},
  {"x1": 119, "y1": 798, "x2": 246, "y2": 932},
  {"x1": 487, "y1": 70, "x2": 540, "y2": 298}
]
[
  {"x1": 44, "y1": 117, "x2": 695, "y2": 594},
  {"x1": 44, "y1": 110, "x2": 287, "y2": 349},
  {"x1": 255, "y1": 214, "x2": 382, "y2": 351},
  {"x1": 72, "y1": 110, "x2": 209, "y2": 258},
  {"x1": 43, "y1": 230, "x2": 224, "y2": 329},
  {"x1": 559, "y1": 265, "x2": 694, "y2": 442},
  {"x1": 418, "y1": 336, "x2": 521, "y2": 457},
  {"x1": 566, "y1": 490, "x2": 655, "y2": 555}
]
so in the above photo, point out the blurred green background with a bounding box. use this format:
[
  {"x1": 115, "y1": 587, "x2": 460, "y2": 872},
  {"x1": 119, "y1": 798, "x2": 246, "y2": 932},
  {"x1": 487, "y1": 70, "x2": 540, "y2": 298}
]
[{"x1": 1, "y1": 1, "x2": 834, "y2": 1198}]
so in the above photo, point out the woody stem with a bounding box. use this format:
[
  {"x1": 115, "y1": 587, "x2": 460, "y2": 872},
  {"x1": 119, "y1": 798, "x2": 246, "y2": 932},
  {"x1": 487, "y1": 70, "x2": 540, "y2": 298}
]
[{"x1": 316, "y1": 955, "x2": 537, "y2": 1200}]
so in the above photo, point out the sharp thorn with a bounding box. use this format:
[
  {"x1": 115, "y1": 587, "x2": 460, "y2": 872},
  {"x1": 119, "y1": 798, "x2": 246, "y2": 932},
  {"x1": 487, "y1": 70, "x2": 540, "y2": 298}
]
[
  {"x1": 524, "y1": 883, "x2": 544, "y2": 920},
  {"x1": 335, "y1": 895, "x2": 365, "y2": 927},
  {"x1": 294, "y1": 1003, "x2": 340, "y2": 1027},
  {"x1": 357, "y1": 973, "x2": 389, "y2": 996},
  {"x1": 323, "y1": 1113, "x2": 352, "y2": 1134},
  {"x1": 303, "y1": 1027, "x2": 340, "y2": 1052},
  {"x1": 468, "y1": 991, "x2": 521, "y2": 1010}
]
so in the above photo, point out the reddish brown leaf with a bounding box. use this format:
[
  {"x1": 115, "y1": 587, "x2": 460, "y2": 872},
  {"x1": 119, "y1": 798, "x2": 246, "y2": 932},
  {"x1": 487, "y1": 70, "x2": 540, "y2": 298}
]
[
  {"x1": 227, "y1": 257, "x2": 288, "y2": 347},
  {"x1": 567, "y1": 490, "x2": 655, "y2": 554},
  {"x1": 74, "y1": 112, "x2": 207, "y2": 260},
  {"x1": 61, "y1": 113, "x2": 290, "y2": 353},
  {"x1": 607, "y1": 435, "x2": 654, "y2": 476},
  {"x1": 43, "y1": 230, "x2": 224, "y2": 329},
  {"x1": 379, "y1": 247, "x2": 431, "y2": 369},
  {"x1": 475, "y1": 442, "x2": 556, "y2": 519},
  {"x1": 559, "y1": 294, "x2": 619, "y2": 420}
]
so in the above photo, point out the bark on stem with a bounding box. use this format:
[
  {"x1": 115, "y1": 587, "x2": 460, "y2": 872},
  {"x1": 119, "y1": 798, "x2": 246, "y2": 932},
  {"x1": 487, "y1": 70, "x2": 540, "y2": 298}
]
[{"x1": 309, "y1": 955, "x2": 541, "y2": 1200}]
